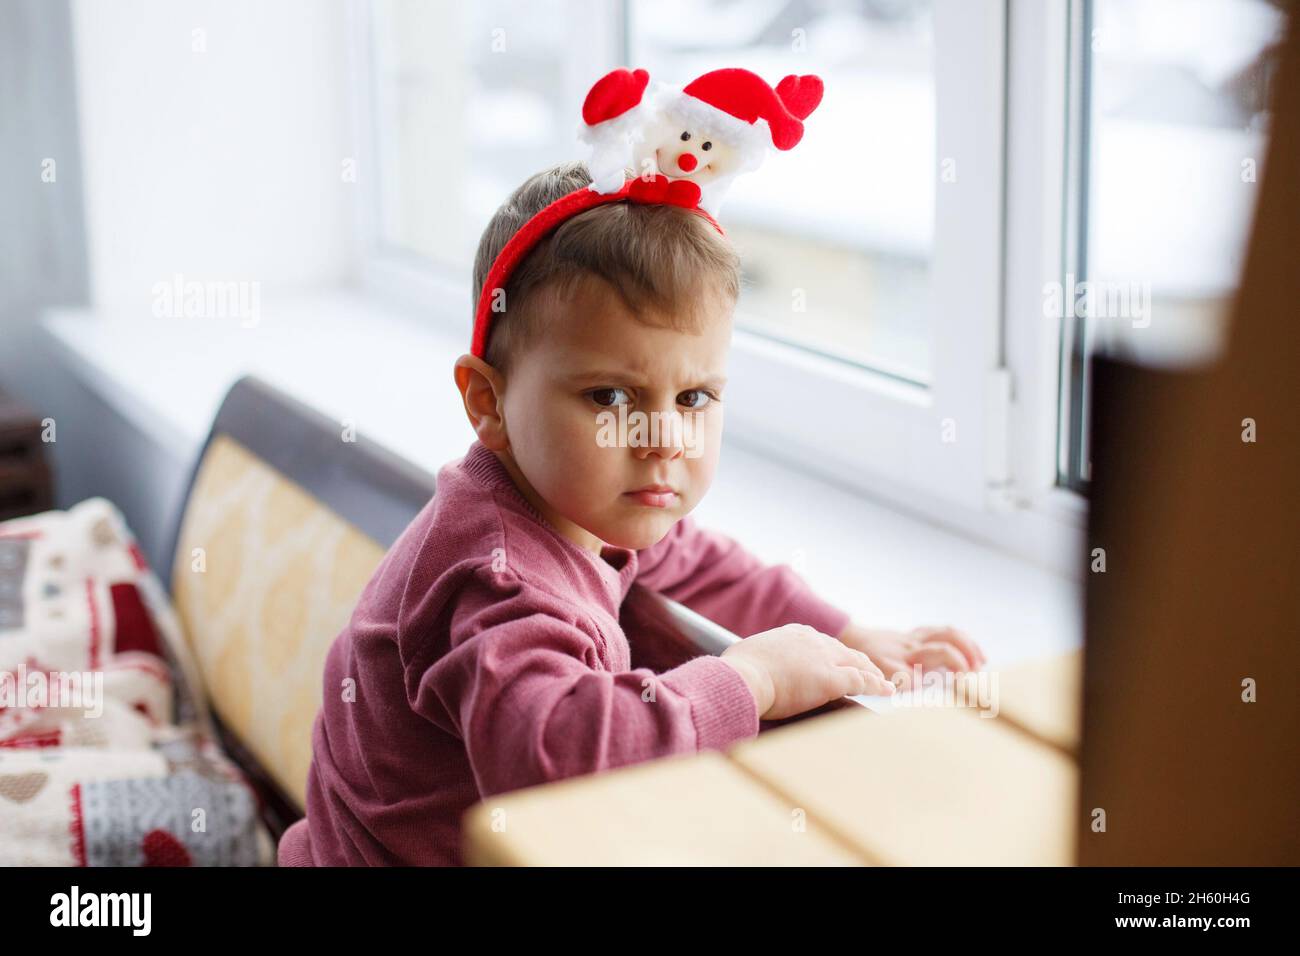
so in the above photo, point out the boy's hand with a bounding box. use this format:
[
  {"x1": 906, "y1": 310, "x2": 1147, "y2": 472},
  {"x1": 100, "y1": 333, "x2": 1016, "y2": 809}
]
[
  {"x1": 720, "y1": 624, "x2": 896, "y2": 720},
  {"x1": 837, "y1": 623, "x2": 986, "y2": 691}
]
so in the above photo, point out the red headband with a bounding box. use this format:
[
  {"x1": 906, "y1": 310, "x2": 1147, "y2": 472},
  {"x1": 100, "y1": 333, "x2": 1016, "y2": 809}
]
[{"x1": 471, "y1": 174, "x2": 726, "y2": 360}]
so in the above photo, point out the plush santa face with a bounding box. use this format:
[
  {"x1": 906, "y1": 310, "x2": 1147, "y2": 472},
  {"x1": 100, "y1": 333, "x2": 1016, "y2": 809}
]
[
  {"x1": 579, "y1": 68, "x2": 822, "y2": 214},
  {"x1": 632, "y1": 110, "x2": 743, "y2": 188}
]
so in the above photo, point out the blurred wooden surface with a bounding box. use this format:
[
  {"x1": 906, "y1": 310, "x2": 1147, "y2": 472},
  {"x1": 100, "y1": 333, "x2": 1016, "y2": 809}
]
[
  {"x1": 464, "y1": 651, "x2": 1080, "y2": 866},
  {"x1": 1079, "y1": 11, "x2": 1299, "y2": 866},
  {"x1": 961, "y1": 649, "x2": 1082, "y2": 755},
  {"x1": 731, "y1": 707, "x2": 1076, "y2": 866},
  {"x1": 0, "y1": 386, "x2": 54, "y2": 522},
  {"x1": 462, "y1": 751, "x2": 865, "y2": 867}
]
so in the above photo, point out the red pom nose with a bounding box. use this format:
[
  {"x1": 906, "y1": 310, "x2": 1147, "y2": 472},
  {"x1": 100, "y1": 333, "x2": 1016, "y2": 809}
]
[{"x1": 676, "y1": 152, "x2": 697, "y2": 172}]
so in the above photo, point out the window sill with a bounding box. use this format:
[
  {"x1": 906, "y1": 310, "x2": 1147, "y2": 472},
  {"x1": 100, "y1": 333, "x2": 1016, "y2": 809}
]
[{"x1": 40, "y1": 289, "x2": 1082, "y2": 674}]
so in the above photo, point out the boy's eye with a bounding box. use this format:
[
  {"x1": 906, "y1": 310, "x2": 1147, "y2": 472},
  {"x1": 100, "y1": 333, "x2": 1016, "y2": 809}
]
[
  {"x1": 680, "y1": 131, "x2": 690, "y2": 141},
  {"x1": 678, "y1": 389, "x2": 714, "y2": 409},
  {"x1": 589, "y1": 387, "x2": 631, "y2": 408}
]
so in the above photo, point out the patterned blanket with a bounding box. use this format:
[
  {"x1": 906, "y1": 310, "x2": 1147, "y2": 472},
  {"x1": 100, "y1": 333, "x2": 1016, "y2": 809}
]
[{"x1": 0, "y1": 498, "x2": 272, "y2": 865}]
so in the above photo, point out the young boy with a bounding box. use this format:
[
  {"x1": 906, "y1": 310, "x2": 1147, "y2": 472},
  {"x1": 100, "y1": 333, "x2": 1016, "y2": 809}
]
[{"x1": 279, "y1": 160, "x2": 983, "y2": 866}]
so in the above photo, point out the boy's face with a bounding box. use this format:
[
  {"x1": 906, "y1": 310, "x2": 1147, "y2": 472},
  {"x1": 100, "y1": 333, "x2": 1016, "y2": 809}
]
[{"x1": 499, "y1": 278, "x2": 732, "y2": 554}]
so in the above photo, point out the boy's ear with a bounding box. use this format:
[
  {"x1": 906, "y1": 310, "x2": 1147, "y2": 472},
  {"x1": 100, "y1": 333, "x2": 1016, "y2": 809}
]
[{"x1": 453, "y1": 354, "x2": 510, "y2": 451}]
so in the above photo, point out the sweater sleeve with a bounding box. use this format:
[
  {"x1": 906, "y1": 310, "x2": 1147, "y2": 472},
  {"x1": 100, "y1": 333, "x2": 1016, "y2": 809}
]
[
  {"x1": 410, "y1": 565, "x2": 759, "y2": 797},
  {"x1": 634, "y1": 515, "x2": 852, "y2": 639}
]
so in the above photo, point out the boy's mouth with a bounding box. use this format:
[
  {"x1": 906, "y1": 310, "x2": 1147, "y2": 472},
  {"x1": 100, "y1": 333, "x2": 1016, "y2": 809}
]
[{"x1": 624, "y1": 484, "x2": 677, "y2": 508}]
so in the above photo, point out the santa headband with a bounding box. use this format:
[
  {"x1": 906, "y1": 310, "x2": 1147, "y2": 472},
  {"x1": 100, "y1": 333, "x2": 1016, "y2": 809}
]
[{"x1": 471, "y1": 66, "x2": 824, "y2": 360}]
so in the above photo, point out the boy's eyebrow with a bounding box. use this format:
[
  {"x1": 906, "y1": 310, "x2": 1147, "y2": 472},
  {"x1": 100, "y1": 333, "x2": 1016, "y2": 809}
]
[{"x1": 564, "y1": 368, "x2": 728, "y2": 388}]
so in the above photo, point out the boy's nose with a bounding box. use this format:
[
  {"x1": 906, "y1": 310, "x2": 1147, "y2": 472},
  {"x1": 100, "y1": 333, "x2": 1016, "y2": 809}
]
[
  {"x1": 639, "y1": 445, "x2": 683, "y2": 463},
  {"x1": 675, "y1": 152, "x2": 697, "y2": 172}
]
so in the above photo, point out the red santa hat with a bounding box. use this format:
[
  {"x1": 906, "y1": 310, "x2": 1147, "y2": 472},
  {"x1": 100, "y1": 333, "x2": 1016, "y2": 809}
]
[
  {"x1": 676, "y1": 68, "x2": 824, "y2": 151},
  {"x1": 582, "y1": 67, "x2": 650, "y2": 126}
]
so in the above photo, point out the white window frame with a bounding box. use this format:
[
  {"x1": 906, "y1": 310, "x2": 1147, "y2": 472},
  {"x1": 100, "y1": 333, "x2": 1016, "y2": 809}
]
[
  {"x1": 1002, "y1": 0, "x2": 1090, "y2": 532},
  {"x1": 347, "y1": 0, "x2": 1088, "y2": 573},
  {"x1": 723, "y1": 0, "x2": 1006, "y2": 512}
]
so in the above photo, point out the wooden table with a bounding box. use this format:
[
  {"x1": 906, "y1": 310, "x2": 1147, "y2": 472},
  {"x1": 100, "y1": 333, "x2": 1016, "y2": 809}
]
[
  {"x1": 0, "y1": 387, "x2": 54, "y2": 522},
  {"x1": 463, "y1": 650, "x2": 1082, "y2": 866}
]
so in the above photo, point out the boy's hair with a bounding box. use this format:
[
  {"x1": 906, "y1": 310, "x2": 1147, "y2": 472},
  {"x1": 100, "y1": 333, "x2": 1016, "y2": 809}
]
[{"x1": 471, "y1": 161, "x2": 742, "y2": 372}]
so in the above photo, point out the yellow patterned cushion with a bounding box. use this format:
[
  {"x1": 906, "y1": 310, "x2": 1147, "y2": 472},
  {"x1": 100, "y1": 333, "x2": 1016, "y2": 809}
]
[{"x1": 171, "y1": 435, "x2": 386, "y2": 810}]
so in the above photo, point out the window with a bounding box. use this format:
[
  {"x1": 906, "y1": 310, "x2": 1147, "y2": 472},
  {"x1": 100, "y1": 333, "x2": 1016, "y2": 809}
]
[
  {"x1": 1057, "y1": 0, "x2": 1285, "y2": 488},
  {"x1": 358, "y1": 1, "x2": 1105, "y2": 565},
  {"x1": 367, "y1": 0, "x2": 621, "y2": 272},
  {"x1": 630, "y1": 0, "x2": 937, "y2": 384}
]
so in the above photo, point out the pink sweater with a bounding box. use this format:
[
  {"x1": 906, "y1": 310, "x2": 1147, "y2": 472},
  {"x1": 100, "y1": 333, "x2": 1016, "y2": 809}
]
[{"x1": 278, "y1": 440, "x2": 849, "y2": 866}]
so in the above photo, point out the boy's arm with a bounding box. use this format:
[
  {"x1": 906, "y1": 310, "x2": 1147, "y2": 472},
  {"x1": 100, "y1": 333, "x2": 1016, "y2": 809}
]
[
  {"x1": 410, "y1": 565, "x2": 759, "y2": 797},
  {"x1": 634, "y1": 515, "x2": 850, "y2": 639}
]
